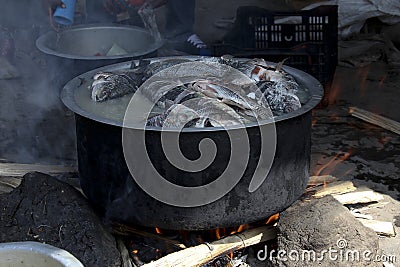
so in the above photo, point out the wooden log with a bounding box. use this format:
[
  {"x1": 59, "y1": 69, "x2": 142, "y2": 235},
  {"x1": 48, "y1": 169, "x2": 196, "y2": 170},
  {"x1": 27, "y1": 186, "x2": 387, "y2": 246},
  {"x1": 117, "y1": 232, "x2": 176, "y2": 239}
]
[
  {"x1": 312, "y1": 181, "x2": 356, "y2": 198},
  {"x1": 143, "y1": 225, "x2": 277, "y2": 267},
  {"x1": 357, "y1": 219, "x2": 396, "y2": 237},
  {"x1": 333, "y1": 190, "x2": 384, "y2": 205},
  {"x1": 308, "y1": 175, "x2": 338, "y2": 186},
  {"x1": 0, "y1": 177, "x2": 22, "y2": 194},
  {"x1": 0, "y1": 163, "x2": 76, "y2": 177},
  {"x1": 0, "y1": 176, "x2": 22, "y2": 188},
  {"x1": 112, "y1": 223, "x2": 186, "y2": 251},
  {"x1": 349, "y1": 107, "x2": 400, "y2": 135}
]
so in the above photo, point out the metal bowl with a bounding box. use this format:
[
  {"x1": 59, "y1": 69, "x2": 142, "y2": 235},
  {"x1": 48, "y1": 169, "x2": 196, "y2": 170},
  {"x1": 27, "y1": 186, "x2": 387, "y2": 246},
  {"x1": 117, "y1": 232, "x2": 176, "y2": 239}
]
[
  {"x1": 0, "y1": 242, "x2": 83, "y2": 267},
  {"x1": 36, "y1": 24, "x2": 163, "y2": 60},
  {"x1": 36, "y1": 24, "x2": 164, "y2": 85}
]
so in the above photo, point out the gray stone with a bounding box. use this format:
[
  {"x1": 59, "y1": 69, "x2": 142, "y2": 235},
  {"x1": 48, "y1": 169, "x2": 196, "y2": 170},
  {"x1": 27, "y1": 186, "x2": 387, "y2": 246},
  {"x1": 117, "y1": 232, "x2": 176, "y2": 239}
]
[
  {"x1": 0, "y1": 172, "x2": 122, "y2": 267},
  {"x1": 264, "y1": 196, "x2": 381, "y2": 267}
]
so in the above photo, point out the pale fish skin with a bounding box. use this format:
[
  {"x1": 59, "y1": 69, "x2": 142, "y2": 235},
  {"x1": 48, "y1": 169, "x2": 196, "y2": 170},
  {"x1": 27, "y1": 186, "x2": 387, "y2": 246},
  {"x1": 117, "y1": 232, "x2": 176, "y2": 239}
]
[
  {"x1": 220, "y1": 56, "x2": 300, "y2": 93},
  {"x1": 139, "y1": 79, "x2": 185, "y2": 109},
  {"x1": 162, "y1": 104, "x2": 200, "y2": 128},
  {"x1": 189, "y1": 80, "x2": 272, "y2": 120},
  {"x1": 180, "y1": 97, "x2": 251, "y2": 127}
]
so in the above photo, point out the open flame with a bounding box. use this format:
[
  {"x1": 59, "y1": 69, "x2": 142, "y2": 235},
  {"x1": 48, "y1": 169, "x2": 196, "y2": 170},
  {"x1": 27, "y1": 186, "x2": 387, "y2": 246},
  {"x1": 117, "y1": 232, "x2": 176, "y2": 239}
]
[
  {"x1": 265, "y1": 213, "x2": 280, "y2": 225},
  {"x1": 125, "y1": 212, "x2": 280, "y2": 266},
  {"x1": 315, "y1": 149, "x2": 354, "y2": 177}
]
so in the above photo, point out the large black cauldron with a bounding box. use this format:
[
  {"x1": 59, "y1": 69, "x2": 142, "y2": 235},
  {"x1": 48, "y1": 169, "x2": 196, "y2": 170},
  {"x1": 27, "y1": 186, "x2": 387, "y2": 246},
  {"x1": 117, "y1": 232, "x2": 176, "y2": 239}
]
[{"x1": 61, "y1": 57, "x2": 323, "y2": 230}]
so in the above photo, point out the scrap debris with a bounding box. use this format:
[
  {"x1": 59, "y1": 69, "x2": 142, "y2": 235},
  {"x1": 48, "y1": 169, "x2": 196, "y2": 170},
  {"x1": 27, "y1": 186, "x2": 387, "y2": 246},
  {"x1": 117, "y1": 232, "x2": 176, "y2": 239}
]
[
  {"x1": 308, "y1": 175, "x2": 397, "y2": 238},
  {"x1": 349, "y1": 106, "x2": 400, "y2": 135}
]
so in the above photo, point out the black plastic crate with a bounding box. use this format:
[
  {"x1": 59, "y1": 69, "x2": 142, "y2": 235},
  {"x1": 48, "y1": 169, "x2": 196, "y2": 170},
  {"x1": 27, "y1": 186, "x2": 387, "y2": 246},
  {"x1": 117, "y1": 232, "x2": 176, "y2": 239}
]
[{"x1": 212, "y1": 5, "x2": 338, "y2": 94}]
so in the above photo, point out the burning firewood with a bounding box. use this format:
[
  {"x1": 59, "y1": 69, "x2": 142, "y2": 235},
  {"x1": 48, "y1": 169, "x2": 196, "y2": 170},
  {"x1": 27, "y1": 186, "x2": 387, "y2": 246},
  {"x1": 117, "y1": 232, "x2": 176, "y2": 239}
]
[
  {"x1": 307, "y1": 175, "x2": 338, "y2": 186},
  {"x1": 142, "y1": 225, "x2": 277, "y2": 267},
  {"x1": 112, "y1": 222, "x2": 186, "y2": 255},
  {"x1": 349, "y1": 107, "x2": 400, "y2": 135}
]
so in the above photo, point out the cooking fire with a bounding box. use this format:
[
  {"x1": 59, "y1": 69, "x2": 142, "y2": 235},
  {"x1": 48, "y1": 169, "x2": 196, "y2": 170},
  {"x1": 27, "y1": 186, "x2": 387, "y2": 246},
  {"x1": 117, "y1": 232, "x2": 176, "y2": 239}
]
[{"x1": 1, "y1": 0, "x2": 400, "y2": 266}]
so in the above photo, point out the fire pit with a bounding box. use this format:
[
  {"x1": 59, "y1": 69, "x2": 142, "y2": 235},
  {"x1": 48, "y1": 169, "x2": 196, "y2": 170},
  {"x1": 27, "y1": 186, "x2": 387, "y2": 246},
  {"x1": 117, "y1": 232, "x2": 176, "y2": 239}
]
[{"x1": 61, "y1": 56, "x2": 323, "y2": 230}]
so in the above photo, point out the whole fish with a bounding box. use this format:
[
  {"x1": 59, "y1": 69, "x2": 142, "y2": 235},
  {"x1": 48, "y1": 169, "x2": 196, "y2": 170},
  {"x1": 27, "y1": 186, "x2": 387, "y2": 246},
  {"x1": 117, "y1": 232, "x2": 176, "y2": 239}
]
[
  {"x1": 180, "y1": 97, "x2": 251, "y2": 127},
  {"x1": 149, "y1": 96, "x2": 252, "y2": 128},
  {"x1": 162, "y1": 104, "x2": 200, "y2": 128},
  {"x1": 90, "y1": 72, "x2": 139, "y2": 102},
  {"x1": 139, "y1": 80, "x2": 189, "y2": 109},
  {"x1": 189, "y1": 80, "x2": 272, "y2": 120},
  {"x1": 219, "y1": 56, "x2": 300, "y2": 90}
]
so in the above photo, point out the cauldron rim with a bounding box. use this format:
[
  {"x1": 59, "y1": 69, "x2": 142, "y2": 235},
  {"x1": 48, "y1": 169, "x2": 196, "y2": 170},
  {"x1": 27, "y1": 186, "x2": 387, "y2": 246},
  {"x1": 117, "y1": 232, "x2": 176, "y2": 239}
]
[
  {"x1": 36, "y1": 23, "x2": 164, "y2": 61},
  {"x1": 61, "y1": 56, "x2": 323, "y2": 131}
]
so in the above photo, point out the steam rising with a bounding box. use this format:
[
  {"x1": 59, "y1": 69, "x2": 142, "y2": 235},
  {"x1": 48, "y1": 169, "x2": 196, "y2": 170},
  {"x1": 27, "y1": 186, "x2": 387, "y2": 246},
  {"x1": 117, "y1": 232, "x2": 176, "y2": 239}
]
[{"x1": 0, "y1": 2, "x2": 77, "y2": 164}]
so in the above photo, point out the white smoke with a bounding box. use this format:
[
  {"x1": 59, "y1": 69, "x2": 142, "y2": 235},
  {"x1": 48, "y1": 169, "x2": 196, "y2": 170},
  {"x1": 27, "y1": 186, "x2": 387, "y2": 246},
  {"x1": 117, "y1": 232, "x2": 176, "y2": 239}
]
[{"x1": 0, "y1": 1, "x2": 76, "y2": 164}]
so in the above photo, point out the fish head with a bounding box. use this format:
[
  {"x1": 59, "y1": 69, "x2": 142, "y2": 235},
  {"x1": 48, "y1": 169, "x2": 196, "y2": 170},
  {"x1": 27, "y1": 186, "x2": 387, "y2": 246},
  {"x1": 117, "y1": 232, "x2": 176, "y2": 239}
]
[
  {"x1": 189, "y1": 80, "x2": 221, "y2": 98},
  {"x1": 91, "y1": 80, "x2": 113, "y2": 102},
  {"x1": 93, "y1": 72, "x2": 113, "y2": 81}
]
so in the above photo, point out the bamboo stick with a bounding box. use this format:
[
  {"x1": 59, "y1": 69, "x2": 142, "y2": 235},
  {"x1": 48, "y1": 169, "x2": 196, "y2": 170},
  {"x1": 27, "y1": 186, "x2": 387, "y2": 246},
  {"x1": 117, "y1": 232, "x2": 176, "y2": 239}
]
[
  {"x1": 142, "y1": 225, "x2": 276, "y2": 267},
  {"x1": 349, "y1": 107, "x2": 400, "y2": 135}
]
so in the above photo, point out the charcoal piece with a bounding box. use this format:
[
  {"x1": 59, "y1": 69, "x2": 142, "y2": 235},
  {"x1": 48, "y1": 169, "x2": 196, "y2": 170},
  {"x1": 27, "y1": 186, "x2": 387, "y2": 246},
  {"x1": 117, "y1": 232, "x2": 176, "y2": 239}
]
[
  {"x1": 0, "y1": 172, "x2": 121, "y2": 267},
  {"x1": 257, "y1": 196, "x2": 381, "y2": 267}
]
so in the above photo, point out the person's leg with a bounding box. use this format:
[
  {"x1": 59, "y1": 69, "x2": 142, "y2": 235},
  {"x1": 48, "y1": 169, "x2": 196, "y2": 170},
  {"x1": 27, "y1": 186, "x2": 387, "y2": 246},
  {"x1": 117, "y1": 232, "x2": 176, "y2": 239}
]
[
  {"x1": 166, "y1": 0, "x2": 195, "y2": 35},
  {"x1": 164, "y1": 0, "x2": 209, "y2": 54}
]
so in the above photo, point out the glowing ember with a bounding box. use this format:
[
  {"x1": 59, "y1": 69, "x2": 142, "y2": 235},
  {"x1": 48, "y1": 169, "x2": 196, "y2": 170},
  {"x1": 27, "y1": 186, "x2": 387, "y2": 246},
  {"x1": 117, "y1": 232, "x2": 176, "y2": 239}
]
[
  {"x1": 379, "y1": 74, "x2": 387, "y2": 87},
  {"x1": 215, "y1": 228, "x2": 221, "y2": 240}
]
